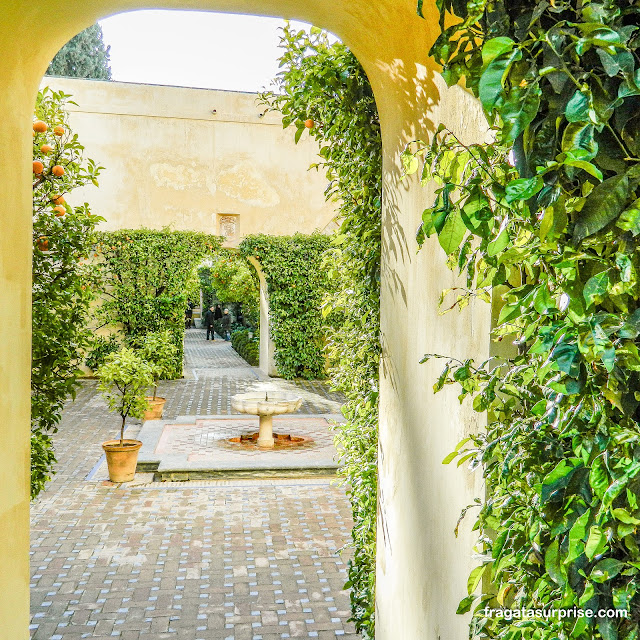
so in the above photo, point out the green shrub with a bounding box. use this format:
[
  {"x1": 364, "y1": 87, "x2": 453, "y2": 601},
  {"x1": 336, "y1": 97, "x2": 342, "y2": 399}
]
[
  {"x1": 84, "y1": 335, "x2": 120, "y2": 372},
  {"x1": 231, "y1": 329, "x2": 259, "y2": 366},
  {"x1": 138, "y1": 330, "x2": 179, "y2": 399}
]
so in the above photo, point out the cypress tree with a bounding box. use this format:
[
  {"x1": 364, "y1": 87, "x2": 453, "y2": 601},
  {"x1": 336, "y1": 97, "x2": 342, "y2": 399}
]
[{"x1": 46, "y1": 24, "x2": 112, "y2": 80}]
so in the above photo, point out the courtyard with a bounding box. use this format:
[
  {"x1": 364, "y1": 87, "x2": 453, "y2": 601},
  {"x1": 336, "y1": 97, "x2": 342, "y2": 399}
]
[{"x1": 30, "y1": 330, "x2": 359, "y2": 640}]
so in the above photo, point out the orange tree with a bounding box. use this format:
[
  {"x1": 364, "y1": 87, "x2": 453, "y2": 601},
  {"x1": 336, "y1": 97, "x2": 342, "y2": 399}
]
[{"x1": 31, "y1": 88, "x2": 104, "y2": 499}]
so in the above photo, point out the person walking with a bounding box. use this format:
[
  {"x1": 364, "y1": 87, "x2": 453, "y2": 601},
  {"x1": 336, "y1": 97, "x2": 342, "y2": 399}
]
[
  {"x1": 203, "y1": 305, "x2": 216, "y2": 341},
  {"x1": 221, "y1": 308, "x2": 232, "y2": 341}
]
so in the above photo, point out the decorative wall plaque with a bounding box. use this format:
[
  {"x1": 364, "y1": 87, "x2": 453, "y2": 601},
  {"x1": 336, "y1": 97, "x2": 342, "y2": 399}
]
[{"x1": 218, "y1": 214, "x2": 239, "y2": 241}]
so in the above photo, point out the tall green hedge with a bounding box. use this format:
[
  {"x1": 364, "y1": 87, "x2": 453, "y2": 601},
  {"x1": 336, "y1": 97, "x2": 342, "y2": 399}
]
[
  {"x1": 240, "y1": 233, "x2": 330, "y2": 380},
  {"x1": 96, "y1": 229, "x2": 221, "y2": 376}
]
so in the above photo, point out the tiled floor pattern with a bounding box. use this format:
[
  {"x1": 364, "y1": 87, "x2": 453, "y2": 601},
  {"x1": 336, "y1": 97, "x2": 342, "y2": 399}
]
[
  {"x1": 30, "y1": 332, "x2": 359, "y2": 639},
  {"x1": 157, "y1": 417, "x2": 336, "y2": 458}
]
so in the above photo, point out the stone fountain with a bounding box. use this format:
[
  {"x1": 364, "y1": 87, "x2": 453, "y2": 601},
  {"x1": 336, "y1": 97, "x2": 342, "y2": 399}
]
[{"x1": 231, "y1": 391, "x2": 303, "y2": 448}]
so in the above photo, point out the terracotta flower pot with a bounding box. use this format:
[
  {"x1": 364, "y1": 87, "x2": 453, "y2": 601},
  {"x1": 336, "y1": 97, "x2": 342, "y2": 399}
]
[
  {"x1": 143, "y1": 396, "x2": 166, "y2": 420},
  {"x1": 102, "y1": 439, "x2": 143, "y2": 482}
]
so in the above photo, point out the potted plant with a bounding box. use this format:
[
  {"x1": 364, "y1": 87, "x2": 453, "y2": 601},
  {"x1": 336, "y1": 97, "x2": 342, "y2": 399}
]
[
  {"x1": 138, "y1": 330, "x2": 178, "y2": 420},
  {"x1": 97, "y1": 347, "x2": 154, "y2": 482}
]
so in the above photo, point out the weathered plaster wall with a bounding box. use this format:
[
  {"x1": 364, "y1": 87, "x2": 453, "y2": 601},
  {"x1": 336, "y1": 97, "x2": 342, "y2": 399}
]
[
  {"x1": 0, "y1": 2, "x2": 492, "y2": 639},
  {"x1": 39, "y1": 77, "x2": 338, "y2": 244}
]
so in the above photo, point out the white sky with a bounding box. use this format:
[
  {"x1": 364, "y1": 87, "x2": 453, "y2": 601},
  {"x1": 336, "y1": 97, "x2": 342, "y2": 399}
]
[{"x1": 99, "y1": 10, "x2": 312, "y2": 93}]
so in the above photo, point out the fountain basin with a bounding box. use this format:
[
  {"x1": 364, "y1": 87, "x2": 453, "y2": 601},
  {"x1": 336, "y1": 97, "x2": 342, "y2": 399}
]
[
  {"x1": 231, "y1": 392, "x2": 302, "y2": 416},
  {"x1": 231, "y1": 392, "x2": 303, "y2": 449}
]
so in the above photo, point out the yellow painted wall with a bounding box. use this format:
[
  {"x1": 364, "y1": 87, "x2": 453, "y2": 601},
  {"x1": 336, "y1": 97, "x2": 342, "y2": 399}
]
[
  {"x1": 0, "y1": 2, "x2": 491, "y2": 638},
  {"x1": 39, "y1": 78, "x2": 338, "y2": 243}
]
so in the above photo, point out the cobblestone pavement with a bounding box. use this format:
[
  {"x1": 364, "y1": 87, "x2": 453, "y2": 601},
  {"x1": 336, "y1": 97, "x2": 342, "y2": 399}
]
[{"x1": 30, "y1": 331, "x2": 359, "y2": 639}]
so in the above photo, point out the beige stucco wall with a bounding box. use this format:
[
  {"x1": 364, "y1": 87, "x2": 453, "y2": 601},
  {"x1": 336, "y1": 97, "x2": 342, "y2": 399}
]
[
  {"x1": 38, "y1": 77, "x2": 338, "y2": 244},
  {"x1": 0, "y1": 2, "x2": 492, "y2": 639}
]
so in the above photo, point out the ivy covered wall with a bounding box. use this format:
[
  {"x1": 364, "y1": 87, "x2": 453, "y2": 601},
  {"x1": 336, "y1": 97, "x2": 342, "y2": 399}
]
[{"x1": 261, "y1": 25, "x2": 382, "y2": 637}]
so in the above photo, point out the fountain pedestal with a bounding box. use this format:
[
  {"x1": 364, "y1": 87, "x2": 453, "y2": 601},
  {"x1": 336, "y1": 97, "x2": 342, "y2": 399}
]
[
  {"x1": 257, "y1": 414, "x2": 274, "y2": 448},
  {"x1": 231, "y1": 392, "x2": 303, "y2": 449}
]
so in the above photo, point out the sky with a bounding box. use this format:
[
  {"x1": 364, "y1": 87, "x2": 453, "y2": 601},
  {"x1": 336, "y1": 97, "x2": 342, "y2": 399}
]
[{"x1": 99, "y1": 10, "x2": 313, "y2": 93}]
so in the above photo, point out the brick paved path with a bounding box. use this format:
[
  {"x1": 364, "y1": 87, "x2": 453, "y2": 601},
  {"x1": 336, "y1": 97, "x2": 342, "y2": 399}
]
[{"x1": 30, "y1": 331, "x2": 360, "y2": 640}]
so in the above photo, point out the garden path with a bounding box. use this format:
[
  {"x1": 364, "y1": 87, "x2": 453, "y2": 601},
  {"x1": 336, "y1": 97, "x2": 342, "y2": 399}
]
[{"x1": 30, "y1": 329, "x2": 359, "y2": 640}]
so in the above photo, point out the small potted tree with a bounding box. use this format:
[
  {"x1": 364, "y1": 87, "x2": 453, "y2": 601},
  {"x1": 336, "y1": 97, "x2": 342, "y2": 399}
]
[
  {"x1": 138, "y1": 330, "x2": 178, "y2": 420},
  {"x1": 97, "y1": 347, "x2": 154, "y2": 482}
]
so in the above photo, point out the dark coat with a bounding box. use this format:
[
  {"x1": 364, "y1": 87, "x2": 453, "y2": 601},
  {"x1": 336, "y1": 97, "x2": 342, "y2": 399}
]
[
  {"x1": 214, "y1": 306, "x2": 223, "y2": 320},
  {"x1": 221, "y1": 313, "x2": 232, "y2": 330},
  {"x1": 203, "y1": 309, "x2": 215, "y2": 327}
]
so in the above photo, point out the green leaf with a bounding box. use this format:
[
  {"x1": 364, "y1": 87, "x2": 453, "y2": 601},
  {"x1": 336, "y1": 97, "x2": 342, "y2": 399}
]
[
  {"x1": 533, "y1": 285, "x2": 555, "y2": 314},
  {"x1": 591, "y1": 558, "x2": 624, "y2": 582},
  {"x1": 566, "y1": 509, "x2": 590, "y2": 563},
  {"x1": 583, "y1": 271, "x2": 610, "y2": 307},
  {"x1": 590, "y1": 457, "x2": 610, "y2": 499},
  {"x1": 438, "y1": 209, "x2": 466, "y2": 255},
  {"x1": 585, "y1": 525, "x2": 607, "y2": 559},
  {"x1": 545, "y1": 539, "x2": 566, "y2": 586},
  {"x1": 456, "y1": 594, "x2": 476, "y2": 614},
  {"x1": 573, "y1": 174, "x2": 630, "y2": 243},
  {"x1": 442, "y1": 451, "x2": 458, "y2": 464},
  {"x1": 467, "y1": 564, "x2": 487, "y2": 595},
  {"x1": 501, "y1": 82, "x2": 542, "y2": 141},
  {"x1": 617, "y1": 198, "x2": 640, "y2": 235},
  {"x1": 541, "y1": 458, "x2": 581, "y2": 503},
  {"x1": 566, "y1": 89, "x2": 591, "y2": 123},
  {"x1": 481, "y1": 37, "x2": 515, "y2": 66},
  {"x1": 487, "y1": 228, "x2": 510, "y2": 257},
  {"x1": 479, "y1": 49, "x2": 521, "y2": 111},
  {"x1": 616, "y1": 254, "x2": 633, "y2": 282},
  {"x1": 401, "y1": 150, "x2": 420, "y2": 175},
  {"x1": 563, "y1": 158, "x2": 603, "y2": 181},
  {"x1": 562, "y1": 123, "x2": 598, "y2": 160},
  {"x1": 505, "y1": 176, "x2": 543, "y2": 203},
  {"x1": 551, "y1": 341, "x2": 580, "y2": 376},
  {"x1": 612, "y1": 508, "x2": 640, "y2": 525}
]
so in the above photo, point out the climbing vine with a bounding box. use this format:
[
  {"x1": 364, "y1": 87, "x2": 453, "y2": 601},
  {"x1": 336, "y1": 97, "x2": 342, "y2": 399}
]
[
  {"x1": 261, "y1": 24, "x2": 381, "y2": 637},
  {"x1": 95, "y1": 229, "x2": 220, "y2": 377},
  {"x1": 240, "y1": 233, "x2": 329, "y2": 380},
  {"x1": 404, "y1": 0, "x2": 640, "y2": 637},
  {"x1": 31, "y1": 87, "x2": 104, "y2": 499}
]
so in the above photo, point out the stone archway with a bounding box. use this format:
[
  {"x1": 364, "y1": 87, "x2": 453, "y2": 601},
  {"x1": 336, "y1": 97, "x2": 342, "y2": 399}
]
[{"x1": 0, "y1": 3, "x2": 492, "y2": 638}]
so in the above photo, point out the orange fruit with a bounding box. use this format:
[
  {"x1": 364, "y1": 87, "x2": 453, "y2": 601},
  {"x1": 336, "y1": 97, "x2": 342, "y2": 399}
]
[
  {"x1": 304, "y1": 119, "x2": 314, "y2": 129},
  {"x1": 54, "y1": 205, "x2": 66, "y2": 217},
  {"x1": 37, "y1": 236, "x2": 49, "y2": 251},
  {"x1": 32, "y1": 160, "x2": 44, "y2": 174},
  {"x1": 33, "y1": 121, "x2": 48, "y2": 133},
  {"x1": 51, "y1": 165, "x2": 65, "y2": 177},
  {"x1": 53, "y1": 126, "x2": 65, "y2": 136},
  {"x1": 40, "y1": 144, "x2": 54, "y2": 154},
  {"x1": 51, "y1": 194, "x2": 65, "y2": 205}
]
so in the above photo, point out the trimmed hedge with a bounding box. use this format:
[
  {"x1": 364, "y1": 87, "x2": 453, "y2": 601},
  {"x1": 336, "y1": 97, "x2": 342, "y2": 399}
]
[{"x1": 231, "y1": 329, "x2": 259, "y2": 366}]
